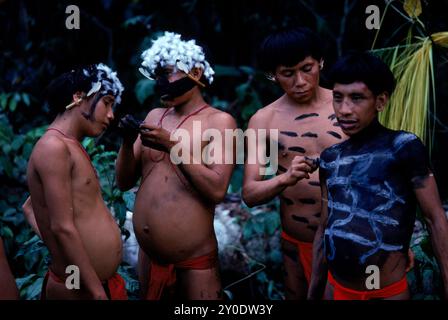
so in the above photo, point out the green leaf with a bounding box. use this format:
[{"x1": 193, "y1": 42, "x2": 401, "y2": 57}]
[
  {"x1": 16, "y1": 274, "x2": 37, "y2": 290},
  {"x1": 123, "y1": 191, "x2": 136, "y2": 211},
  {"x1": 135, "y1": 79, "x2": 155, "y2": 104},
  {"x1": 242, "y1": 220, "x2": 254, "y2": 240},
  {"x1": 0, "y1": 226, "x2": 14, "y2": 238},
  {"x1": 24, "y1": 277, "x2": 44, "y2": 300},
  {"x1": 9, "y1": 97, "x2": 18, "y2": 112},
  {"x1": 82, "y1": 137, "x2": 95, "y2": 151},
  {"x1": 0, "y1": 93, "x2": 10, "y2": 110},
  {"x1": 11, "y1": 135, "x2": 25, "y2": 151},
  {"x1": 0, "y1": 157, "x2": 13, "y2": 177},
  {"x1": 21, "y1": 93, "x2": 31, "y2": 107},
  {"x1": 252, "y1": 218, "x2": 265, "y2": 235}
]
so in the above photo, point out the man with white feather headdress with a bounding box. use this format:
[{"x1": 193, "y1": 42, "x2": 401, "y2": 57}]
[{"x1": 116, "y1": 32, "x2": 236, "y2": 300}]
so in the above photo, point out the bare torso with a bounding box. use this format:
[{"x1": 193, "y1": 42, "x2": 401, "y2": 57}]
[
  {"x1": 265, "y1": 89, "x2": 346, "y2": 242},
  {"x1": 133, "y1": 107, "x2": 220, "y2": 263},
  {"x1": 27, "y1": 132, "x2": 122, "y2": 291}
]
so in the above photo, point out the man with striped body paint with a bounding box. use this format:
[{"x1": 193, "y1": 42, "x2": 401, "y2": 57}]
[{"x1": 243, "y1": 27, "x2": 347, "y2": 299}]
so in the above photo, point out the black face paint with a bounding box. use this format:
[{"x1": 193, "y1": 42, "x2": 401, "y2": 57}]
[
  {"x1": 154, "y1": 75, "x2": 197, "y2": 101},
  {"x1": 308, "y1": 181, "x2": 320, "y2": 187},
  {"x1": 307, "y1": 225, "x2": 318, "y2": 232},
  {"x1": 320, "y1": 120, "x2": 432, "y2": 282},
  {"x1": 288, "y1": 146, "x2": 306, "y2": 153},
  {"x1": 333, "y1": 122, "x2": 341, "y2": 127},
  {"x1": 295, "y1": 113, "x2": 319, "y2": 121},
  {"x1": 280, "y1": 131, "x2": 298, "y2": 137},
  {"x1": 328, "y1": 114, "x2": 337, "y2": 120}
]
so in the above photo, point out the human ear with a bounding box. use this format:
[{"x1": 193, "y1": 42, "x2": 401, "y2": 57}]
[
  {"x1": 375, "y1": 92, "x2": 389, "y2": 112},
  {"x1": 190, "y1": 67, "x2": 204, "y2": 81},
  {"x1": 188, "y1": 67, "x2": 206, "y2": 88},
  {"x1": 66, "y1": 91, "x2": 85, "y2": 110}
]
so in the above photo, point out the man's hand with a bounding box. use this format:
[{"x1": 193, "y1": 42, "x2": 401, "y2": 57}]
[
  {"x1": 281, "y1": 156, "x2": 318, "y2": 187},
  {"x1": 118, "y1": 114, "x2": 142, "y2": 145},
  {"x1": 139, "y1": 123, "x2": 176, "y2": 153}
]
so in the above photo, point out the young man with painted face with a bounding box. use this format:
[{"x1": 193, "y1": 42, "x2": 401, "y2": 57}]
[
  {"x1": 308, "y1": 52, "x2": 448, "y2": 300},
  {"x1": 116, "y1": 32, "x2": 236, "y2": 300},
  {"x1": 242, "y1": 27, "x2": 346, "y2": 299},
  {"x1": 26, "y1": 64, "x2": 127, "y2": 300}
]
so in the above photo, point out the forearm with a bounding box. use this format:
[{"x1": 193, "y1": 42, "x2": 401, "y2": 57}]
[
  {"x1": 116, "y1": 141, "x2": 139, "y2": 191},
  {"x1": 52, "y1": 227, "x2": 105, "y2": 298},
  {"x1": 242, "y1": 174, "x2": 288, "y2": 207},
  {"x1": 307, "y1": 225, "x2": 328, "y2": 299},
  {"x1": 425, "y1": 212, "x2": 448, "y2": 297},
  {"x1": 22, "y1": 196, "x2": 42, "y2": 238}
]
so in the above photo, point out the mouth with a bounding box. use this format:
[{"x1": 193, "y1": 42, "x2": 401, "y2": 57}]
[
  {"x1": 294, "y1": 90, "x2": 310, "y2": 96},
  {"x1": 160, "y1": 94, "x2": 174, "y2": 101},
  {"x1": 337, "y1": 119, "x2": 358, "y2": 130}
]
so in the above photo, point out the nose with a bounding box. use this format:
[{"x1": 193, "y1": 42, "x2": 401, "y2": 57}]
[
  {"x1": 107, "y1": 108, "x2": 114, "y2": 122},
  {"x1": 294, "y1": 72, "x2": 306, "y2": 87},
  {"x1": 338, "y1": 98, "x2": 353, "y2": 116}
]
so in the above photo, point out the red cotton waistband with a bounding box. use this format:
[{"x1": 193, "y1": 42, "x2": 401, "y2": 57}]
[{"x1": 327, "y1": 271, "x2": 408, "y2": 300}]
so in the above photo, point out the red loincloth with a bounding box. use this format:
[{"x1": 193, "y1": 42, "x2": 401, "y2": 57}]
[
  {"x1": 146, "y1": 250, "x2": 218, "y2": 300},
  {"x1": 327, "y1": 271, "x2": 408, "y2": 300},
  {"x1": 281, "y1": 231, "x2": 313, "y2": 284},
  {"x1": 41, "y1": 270, "x2": 128, "y2": 300}
]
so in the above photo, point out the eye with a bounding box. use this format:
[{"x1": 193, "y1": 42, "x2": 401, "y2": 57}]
[
  {"x1": 302, "y1": 65, "x2": 312, "y2": 72},
  {"x1": 351, "y1": 95, "x2": 364, "y2": 101},
  {"x1": 103, "y1": 98, "x2": 114, "y2": 106},
  {"x1": 333, "y1": 94, "x2": 343, "y2": 102},
  {"x1": 281, "y1": 70, "x2": 294, "y2": 77}
]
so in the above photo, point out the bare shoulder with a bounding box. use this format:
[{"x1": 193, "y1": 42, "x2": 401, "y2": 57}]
[
  {"x1": 205, "y1": 107, "x2": 237, "y2": 129},
  {"x1": 143, "y1": 107, "x2": 166, "y2": 122},
  {"x1": 318, "y1": 87, "x2": 335, "y2": 114},
  {"x1": 247, "y1": 101, "x2": 278, "y2": 129},
  {"x1": 31, "y1": 134, "x2": 71, "y2": 170}
]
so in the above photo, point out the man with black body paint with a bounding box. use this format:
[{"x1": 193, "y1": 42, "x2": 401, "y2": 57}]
[
  {"x1": 308, "y1": 52, "x2": 448, "y2": 300},
  {"x1": 242, "y1": 27, "x2": 346, "y2": 299}
]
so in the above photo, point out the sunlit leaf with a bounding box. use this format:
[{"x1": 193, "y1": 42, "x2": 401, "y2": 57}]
[{"x1": 403, "y1": 0, "x2": 422, "y2": 19}]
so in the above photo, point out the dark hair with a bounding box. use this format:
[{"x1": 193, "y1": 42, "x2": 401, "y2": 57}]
[
  {"x1": 44, "y1": 65, "x2": 96, "y2": 116},
  {"x1": 258, "y1": 27, "x2": 323, "y2": 74},
  {"x1": 328, "y1": 51, "x2": 396, "y2": 96}
]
